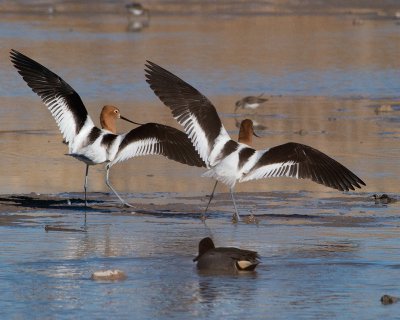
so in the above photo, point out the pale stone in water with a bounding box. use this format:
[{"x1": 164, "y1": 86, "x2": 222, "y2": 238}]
[{"x1": 91, "y1": 269, "x2": 127, "y2": 281}]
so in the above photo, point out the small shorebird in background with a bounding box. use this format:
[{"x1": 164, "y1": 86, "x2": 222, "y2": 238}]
[
  {"x1": 125, "y1": 2, "x2": 149, "y2": 16},
  {"x1": 125, "y1": 2, "x2": 150, "y2": 32},
  {"x1": 235, "y1": 94, "x2": 268, "y2": 112}
]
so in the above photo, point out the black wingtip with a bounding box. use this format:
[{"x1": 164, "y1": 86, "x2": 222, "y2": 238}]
[
  {"x1": 145, "y1": 60, "x2": 159, "y2": 69},
  {"x1": 10, "y1": 48, "x2": 22, "y2": 65},
  {"x1": 10, "y1": 49, "x2": 45, "y2": 76},
  {"x1": 144, "y1": 60, "x2": 176, "y2": 82},
  {"x1": 144, "y1": 60, "x2": 158, "y2": 74},
  {"x1": 10, "y1": 49, "x2": 30, "y2": 65},
  {"x1": 10, "y1": 48, "x2": 19, "y2": 57}
]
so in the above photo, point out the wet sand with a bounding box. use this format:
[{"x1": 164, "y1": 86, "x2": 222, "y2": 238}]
[{"x1": 0, "y1": 191, "x2": 396, "y2": 228}]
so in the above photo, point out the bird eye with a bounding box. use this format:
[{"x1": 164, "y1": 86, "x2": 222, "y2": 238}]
[{"x1": 114, "y1": 110, "x2": 118, "y2": 114}]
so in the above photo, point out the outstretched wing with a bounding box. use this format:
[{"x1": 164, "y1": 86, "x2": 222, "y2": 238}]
[
  {"x1": 111, "y1": 123, "x2": 206, "y2": 167},
  {"x1": 145, "y1": 61, "x2": 231, "y2": 167},
  {"x1": 10, "y1": 49, "x2": 94, "y2": 144},
  {"x1": 241, "y1": 142, "x2": 365, "y2": 191}
]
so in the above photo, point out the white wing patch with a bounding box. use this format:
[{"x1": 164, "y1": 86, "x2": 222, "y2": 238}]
[
  {"x1": 202, "y1": 168, "x2": 238, "y2": 189},
  {"x1": 46, "y1": 95, "x2": 94, "y2": 144},
  {"x1": 69, "y1": 117, "x2": 97, "y2": 154},
  {"x1": 240, "y1": 160, "x2": 299, "y2": 183},
  {"x1": 236, "y1": 260, "x2": 254, "y2": 270},
  {"x1": 177, "y1": 114, "x2": 211, "y2": 167},
  {"x1": 208, "y1": 127, "x2": 232, "y2": 167},
  {"x1": 244, "y1": 103, "x2": 260, "y2": 109},
  {"x1": 177, "y1": 112, "x2": 231, "y2": 169},
  {"x1": 110, "y1": 137, "x2": 159, "y2": 166}
]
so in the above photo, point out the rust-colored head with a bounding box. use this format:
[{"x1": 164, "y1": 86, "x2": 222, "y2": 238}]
[
  {"x1": 100, "y1": 105, "x2": 121, "y2": 133},
  {"x1": 238, "y1": 119, "x2": 259, "y2": 145},
  {"x1": 100, "y1": 105, "x2": 142, "y2": 133}
]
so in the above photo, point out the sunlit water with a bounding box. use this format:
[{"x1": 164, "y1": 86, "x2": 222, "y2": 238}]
[
  {"x1": 0, "y1": 2, "x2": 400, "y2": 319},
  {"x1": 1, "y1": 191, "x2": 400, "y2": 319}
]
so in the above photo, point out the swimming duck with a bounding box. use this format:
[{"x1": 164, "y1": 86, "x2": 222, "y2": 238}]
[{"x1": 193, "y1": 237, "x2": 260, "y2": 272}]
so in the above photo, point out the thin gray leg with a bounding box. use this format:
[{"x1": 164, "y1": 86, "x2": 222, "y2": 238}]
[
  {"x1": 84, "y1": 164, "x2": 89, "y2": 207},
  {"x1": 203, "y1": 181, "x2": 218, "y2": 220},
  {"x1": 230, "y1": 188, "x2": 241, "y2": 222},
  {"x1": 105, "y1": 165, "x2": 133, "y2": 207}
]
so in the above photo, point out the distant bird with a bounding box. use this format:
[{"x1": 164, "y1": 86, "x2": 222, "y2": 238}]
[
  {"x1": 352, "y1": 18, "x2": 364, "y2": 26},
  {"x1": 145, "y1": 61, "x2": 366, "y2": 222},
  {"x1": 125, "y1": 2, "x2": 149, "y2": 17},
  {"x1": 373, "y1": 194, "x2": 396, "y2": 204},
  {"x1": 10, "y1": 49, "x2": 204, "y2": 208},
  {"x1": 235, "y1": 117, "x2": 267, "y2": 131},
  {"x1": 193, "y1": 237, "x2": 260, "y2": 272},
  {"x1": 235, "y1": 94, "x2": 268, "y2": 112},
  {"x1": 125, "y1": 2, "x2": 150, "y2": 32}
]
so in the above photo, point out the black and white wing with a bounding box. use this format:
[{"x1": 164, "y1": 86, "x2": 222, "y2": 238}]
[
  {"x1": 145, "y1": 61, "x2": 231, "y2": 167},
  {"x1": 241, "y1": 142, "x2": 365, "y2": 191},
  {"x1": 10, "y1": 49, "x2": 94, "y2": 144},
  {"x1": 111, "y1": 123, "x2": 206, "y2": 167}
]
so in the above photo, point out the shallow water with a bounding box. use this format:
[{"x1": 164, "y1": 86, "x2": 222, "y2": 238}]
[
  {"x1": 1, "y1": 192, "x2": 399, "y2": 319},
  {"x1": 0, "y1": 2, "x2": 400, "y2": 319}
]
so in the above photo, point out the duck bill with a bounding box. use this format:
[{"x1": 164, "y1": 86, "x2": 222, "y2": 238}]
[{"x1": 120, "y1": 115, "x2": 143, "y2": 126}]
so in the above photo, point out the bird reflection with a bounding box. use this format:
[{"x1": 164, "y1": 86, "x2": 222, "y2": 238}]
[
  {"x1": 125, "y1": 2, "x2": 150, "y2": 32},
  {"x1": 197, "y1": 277, "x2": 220, "y2": 304},
  {"x1": 234, "y1": 117, "x2": 268, "y2": 131},
  {"x1": 195, "y1": 272, "x2": 258, "y2": 315},
  {"x1": 127, "y1": 19, "x2": 149, "y2": 32}
]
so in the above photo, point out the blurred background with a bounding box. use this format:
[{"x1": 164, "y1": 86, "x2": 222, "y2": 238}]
[{"x1": 0, "y1": 0, "x2": 399, "y2": 196}]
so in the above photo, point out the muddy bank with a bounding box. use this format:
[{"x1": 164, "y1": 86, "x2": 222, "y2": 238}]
[
  {"x1": 0, "y1": 192, "x2": 394, "y2": 228},
  {"x1": 0, "y1": 0, "x2": 399, "y2": 17}
]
